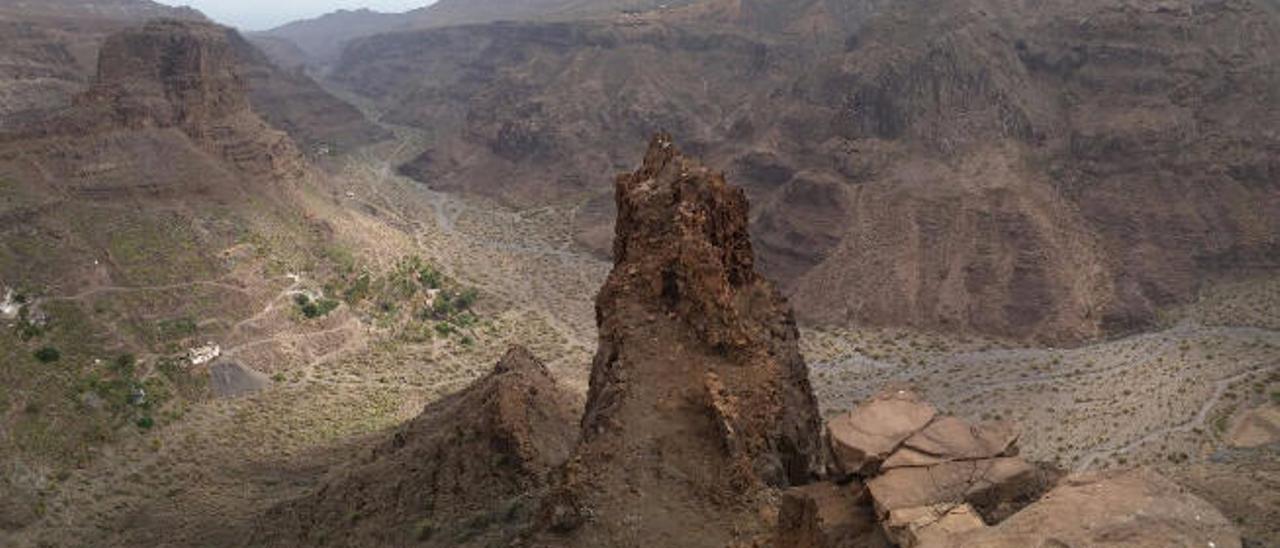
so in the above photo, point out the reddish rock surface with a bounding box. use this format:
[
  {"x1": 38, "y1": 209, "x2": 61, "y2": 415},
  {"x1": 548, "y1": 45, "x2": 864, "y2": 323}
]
[
  {"x1": 253, "y1": 347, "x2": 581, "y2": 547},
  {"x1": 827, "y1": 389, "x2": 937, "y2": 476},
  {"x1": 775, "y1": 482, "x2": 889, "y2": 548},
  {"x1": 881, "y1": 417, "x2": 1019, "y2": 470},
  {"x1": 951, "y1": 469, "x2": 1243, "y2": 548},
  {"x1": 867, "y1": 457, "x2": 1041, "y2": 519},
  {"x1": 532, "y1": 134, "x2": 825, "y2": 546}
]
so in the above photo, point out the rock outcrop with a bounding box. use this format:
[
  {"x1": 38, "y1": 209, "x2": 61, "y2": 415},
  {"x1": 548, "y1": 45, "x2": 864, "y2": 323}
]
[
  {"x1": 775, "y1": 482, "x2": 890, "y2": 548},
  {"x1": 77, "y1": 20, "x2": 305, "y2": 179},
  {"x1": 792, "y1": 387, "x2": 1242, "y2": 548},
  {"x1": 827, "y1": 389, "x2": 938, "y2": 476},
  {"x1": 950, "y1": 469, "x2": 1243, "y2": 548},
  {"x1": 531, "y1": 135, "x2": 825, "y2": 546},
  {"x1": 0, "y1": 3, "x2": 382, "y2": 154},
  {"x1": 253, "y1": 347, "x2": 581, "y2": 547}
]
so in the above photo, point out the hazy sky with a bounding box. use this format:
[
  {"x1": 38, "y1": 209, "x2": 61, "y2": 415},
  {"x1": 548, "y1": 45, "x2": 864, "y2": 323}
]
[{"x1": 155, "y1": 1, "x2": 432, "y2": 31}]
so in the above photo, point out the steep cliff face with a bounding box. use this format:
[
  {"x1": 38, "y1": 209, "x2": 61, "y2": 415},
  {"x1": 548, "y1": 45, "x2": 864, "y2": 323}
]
[
  {"x1": 773, "y1": 0, "x2": 1280, "y2": 337},
  {"x1": 531, "y1": 135, "x2": 824, "y2": 546},
  {"x1": 253, "y1": 348, "x2": 581, "y2": 547},
  {"x1": 88, "y1": 21, "x2": 248, "y2": 132},
  {"x1": 228, "y1": 32, "x2": 390, "y2": 152},
  {"x1": 0, "y1": 0, "x2": 205, "y2": 128},
  {"x1": 346, "y1": 19, "x2": 792, "y2": 206},
  {"x1": 332, "y1": 0, "x2": 1280, "y2": 342},
  {"x1": 0, "y1": 2, "x2": 382, "y2": 153},
  {"x1": 72, "y1": 20, "x2": 303, "y2": 179}
]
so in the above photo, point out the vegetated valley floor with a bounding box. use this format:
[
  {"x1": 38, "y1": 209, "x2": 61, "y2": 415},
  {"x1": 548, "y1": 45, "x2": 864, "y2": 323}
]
[{"x1": 8, "y1": 130, "x2": 1279, "y2": 546}]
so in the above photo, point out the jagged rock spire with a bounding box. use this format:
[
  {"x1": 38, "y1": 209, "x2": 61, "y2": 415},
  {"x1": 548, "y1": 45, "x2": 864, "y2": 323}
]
[{"x1": 537, "y1": 134, "x2": 825, "y2": 546}]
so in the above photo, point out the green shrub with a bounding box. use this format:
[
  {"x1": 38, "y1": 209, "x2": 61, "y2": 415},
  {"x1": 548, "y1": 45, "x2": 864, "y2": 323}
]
[
  {"x1": 418, "y1": 266, "x2": 443, "y2": 289},
  {"x1": 33, "y1": 346, "x2": 60, "y2": 363},
  {"x1": 136, "y1": 416, "x2": 155, "y2": 429},
  {"x1": 15, "y1": 307, "x2": 45, "y2": 340},
  {"x1": 298, "y1": 295, "x2": 340, "y2": 319},
  {"x1": 113, "y1": 354, "x2": 137, "y2": 376},
  {"x1": 343, "y1": 274, "x2": 372, "y2": 304},
  {"x1": 454, "y1": 288, "x2": 479, "y2": 311}
]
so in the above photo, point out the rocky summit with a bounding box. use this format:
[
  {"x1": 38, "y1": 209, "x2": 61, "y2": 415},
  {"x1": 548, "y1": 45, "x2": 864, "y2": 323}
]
[
  {"x1": 532, "y1": 134, "x2": 826, "y2": 546},
  {"x1": 252, "y1": 347, "x2": 581, "y2": 547}
]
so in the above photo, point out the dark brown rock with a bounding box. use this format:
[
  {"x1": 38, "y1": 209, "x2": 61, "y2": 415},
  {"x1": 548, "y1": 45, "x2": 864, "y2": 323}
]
[
  {"x1": 532, "y1": 135, "x2": 825, "y2": 547},
  {"x1": 335, "y1": 0, "x2": 1280, "y2": 343},
  {"x1": 775, "y1": 482, "x2": 889, "y2": 548},
  {"x1": 253, "y1": 346, "x2": 581, "y2": 547}
]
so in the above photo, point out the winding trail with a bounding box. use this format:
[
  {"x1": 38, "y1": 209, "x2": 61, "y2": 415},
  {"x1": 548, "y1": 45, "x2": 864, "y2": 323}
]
[
  {"x1": 1075, "y1": 365, "x2": 1278, "y2": 471},
  {"x1": 48, "y1": 278, "x2": 253, "y2": 302}
]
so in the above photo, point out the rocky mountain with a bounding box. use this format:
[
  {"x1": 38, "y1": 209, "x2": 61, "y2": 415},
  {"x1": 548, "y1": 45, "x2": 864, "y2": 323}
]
[
  {"x1": 251, "y1": 9, "x2": 408, "y2": 70},
  {"x1": 0, "y1": 0, "x2": 384, "y2": 151},
  {"x1": 0, "y1": 0, "x2": 205, "y2": 125},
  {"x1": 252, "y1": 0, "x2": 713, "y2": 69},
  {"x1": 252, "y1": 347, "x2": 582, "y2": 547},
  {"x1": 323, "y1": 0, "x2": 1280, "y2": 343},
  {"x1": 251, "y1": 136, "x2": 1246, "y2": 548},
  {"x1": 0, "y1": 0, "x2": 202, "y2": 21},
  {"x1": 229, "y1": 32, "x2": 390, "y2": 152},
  {"x1": 0, "y1": 19, "x2": 387, "y2": 527},
  {"x1": 530, "y1": 135, "x2": 825, "y2": 545}
]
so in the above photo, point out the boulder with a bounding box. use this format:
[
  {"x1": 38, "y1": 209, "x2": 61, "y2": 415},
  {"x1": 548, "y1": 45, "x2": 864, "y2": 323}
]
[
  {"x1": 882, "y1": 503, "x2": 986, "y2": 548},
  {"x1": 775, "y1": 482, "x2": 888, "y2": 548},
  {"x1": 882, "y1": 417, "x2": 1019, "y2": 469},
  {"x1": 867, "y1": 457, "x2": 1040, "y2": 518},
  {"x1": 950, "y1": 469, "x2": 1243, "y2": 548},
  {"x1": 827, "y1": 389, "x2": 937, "y2": 476}
]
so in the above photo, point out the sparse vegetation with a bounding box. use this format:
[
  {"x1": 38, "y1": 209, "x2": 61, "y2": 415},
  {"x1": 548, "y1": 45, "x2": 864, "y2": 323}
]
[
  {"x1": 295, "y1": 293, "x2": 341, "y2": 319},
  {"x1": 34, "y1": 346, "x2": 61, "y2": 363}
]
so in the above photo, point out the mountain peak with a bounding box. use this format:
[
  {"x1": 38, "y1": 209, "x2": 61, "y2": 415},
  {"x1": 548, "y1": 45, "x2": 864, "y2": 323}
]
[{"x1": 535, "y1": 135, "x2": 826, "y2": 545}]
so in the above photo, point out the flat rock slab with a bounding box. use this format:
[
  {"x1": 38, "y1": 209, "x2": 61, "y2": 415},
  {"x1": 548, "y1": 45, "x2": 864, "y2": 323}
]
[
  {"x1": 883, "y1": 503, "x2": 986, "y2": 548},
  {"x1": 209, "y1": 361, "x2": 271, "y2": 399},
  {"x1": 950, "y1": 469, "x2": 1243, "y2": 548},
  {"x1": 867, "y1": 457, "x2": 1038, "y2": 517},
  {"x1": 883, "y1": 417, "x2": 1018, "y2": 469},
  {"x1": 828, "y1": 389, "x2": 937, "y2": 475}
]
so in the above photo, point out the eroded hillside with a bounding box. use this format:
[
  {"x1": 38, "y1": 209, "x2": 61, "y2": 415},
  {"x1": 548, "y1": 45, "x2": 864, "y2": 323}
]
[{"x1": 317, "y1": 0, "x2": 1280, "y2": 343}]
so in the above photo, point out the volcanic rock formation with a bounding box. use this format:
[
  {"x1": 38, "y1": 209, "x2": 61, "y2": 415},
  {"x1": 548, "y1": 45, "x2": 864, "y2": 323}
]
[
  {"x1": 326, "y1": 0, "x2": 1280, "y2": 343},
  {"x1": 0, "y1": 1, "x2": 382, "y2": 151},
  {"x1": 783, "y1": 387, "x2": 1241, "y2": 548},
  {"x1": 252, "y1": 347, "x2": 581, "y2": 547},
  {"x1": 72, "y1": 20, "x2": 304, "y2": 179},
  {"x1": 529, "y1": 134, "x2": 825, "y2": 546}
]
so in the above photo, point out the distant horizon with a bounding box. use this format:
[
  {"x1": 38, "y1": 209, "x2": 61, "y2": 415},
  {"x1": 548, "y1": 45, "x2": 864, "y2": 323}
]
[{"x1": 154, "y1": 0, "x2": 435, "y2": 31}]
